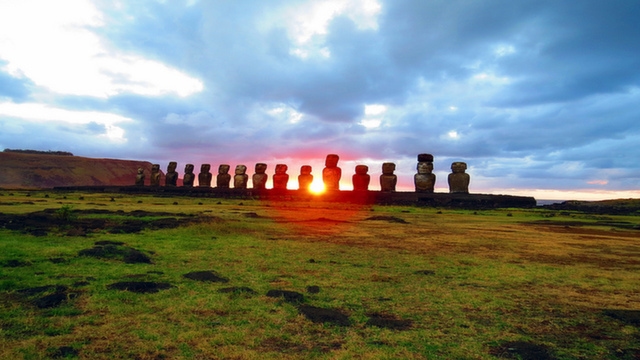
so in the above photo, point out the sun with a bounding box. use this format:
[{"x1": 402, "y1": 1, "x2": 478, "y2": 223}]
[{"x1": 309, "y1": 180, "x2": 325, "y2": 195}]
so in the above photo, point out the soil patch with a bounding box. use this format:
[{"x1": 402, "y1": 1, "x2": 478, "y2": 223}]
[
  {"x1": 107, "y1": 281, "x2": 172, "y2": 293},
  {"x1": 364, "y1": 215, "x2": 409, "y2": 224},
  {"x1": 297, "y1": 305, "x2": 350, "y2": 326},
  {"x1": 183, "y1": 271, "x2": 229, "y2": 283},
  {"x1": 218, "y1": 286, "x2": 257, "y2": 295},
  {"x1": 266, "y1": 289, "x2": 305, "y2": 303},
  {"x1": 603, "y1": 309, "x2": 640, "y2": 327},
  {"x1": 78, "y1": 242, "x2": 152, "y2": 264},
  {"x1": 365, "y1": 313, "x2": 413, "y2": 330},
  {"x1": 489, "y1": 341, "x2": 556, "y2": 360}
]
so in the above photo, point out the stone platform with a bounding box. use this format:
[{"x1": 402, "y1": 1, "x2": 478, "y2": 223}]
[{"x1": 53, "y1": 186, "x2": 536, "y2": 209}]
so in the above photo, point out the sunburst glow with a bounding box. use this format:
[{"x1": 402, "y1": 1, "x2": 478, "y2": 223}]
[{"x1": 309, "y1": 180, "x2": 326, "y2": 194}]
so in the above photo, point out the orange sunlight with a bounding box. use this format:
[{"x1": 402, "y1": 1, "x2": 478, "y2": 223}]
[{"x1": 309, "y1": 180, "x2": 326, "y2": 194}]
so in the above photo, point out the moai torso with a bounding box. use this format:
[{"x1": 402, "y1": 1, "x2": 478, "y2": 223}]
[
  {"x1": 352, "y1": 165, "x2": 370, "y2": 191},
  {"x1": 150, "y1": 164, "x2": 161, "y2": 187},
  {"x1": 216, "y1": 164, "x2": 231, "y2": 188},
  {"x1": 298, "y1": 165, "x2": 313, "y2": 191},
  {"x1": 414, "y1": 154, "x2": 435, "y2": 193},
  {"x1": 252, "y1": 163, "x2": 268, "y2": 190},
  {"x1": 380, "y1": 162, "x2": 397, "y2": 192},
  {"x1": 322, "y1": 154, "x2": 342, "y2": 191},
  {"x1": 135, "y1": 168, "x2": 145, "y2": 186},
  {"x1": 165, "y1": 162, "x2": 178, "y2": 186},
  {"x1": 198, "y1": 164, "x2": 212, "y2": 187},
  {"x1": 273, "y1": 164, "x2": 289, "y2": 190},
  {"x1": 183, "y1": 164, "x2": 195, "y2": 187},
  {"x1": 234, "y1": 165, "x2": 248, "y2": 189},
  {"x1": 448, "y1": 162, "x2": 470, "y2": 194}
]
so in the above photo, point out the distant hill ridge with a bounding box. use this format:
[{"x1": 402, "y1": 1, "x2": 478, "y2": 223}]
[{"x1": 0, "y1": 151, "x2": 157, "y2": 188}]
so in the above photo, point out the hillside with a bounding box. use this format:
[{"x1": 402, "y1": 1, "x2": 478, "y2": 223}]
[{"x1": 0, "y1": 152, "x2": 157, "y2": 188}]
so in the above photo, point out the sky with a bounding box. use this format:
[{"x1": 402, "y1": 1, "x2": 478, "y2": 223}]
[{"x1": 1, "y1": 0, "x2": 640, "y2": 199}]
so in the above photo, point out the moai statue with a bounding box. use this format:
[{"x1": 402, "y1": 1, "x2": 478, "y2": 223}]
[
  {"x1": 135, "y1": 168, "x2": 145, "y2": 186},
  {"x1": 414, "y1": 153, "x2": 436, "y2": 193},
  {"x1": 234, "y1": 165, "x2": 248, "y2": 189},
  {"x1": 273, "y1": 164, "x2": 289, "y2": 190},
  {"x1": 183, "y1": 164, "x2": 195, "y2": 187},
  {"x1": 322, "y1": 154, "x2": 342, "y2": 191},
  {"x1": 448, "y1": 162, "x2": 470, "y2": 194},
  {"x1": 165, "y1": 161, "x2": 178, "y2": 186},
  {"x1": 352, "y1": 165, "x2": 370, "y2": 191},
  {"x1": 298, "y1": 165, "x2": 313, "y2": 191},
  {"x1": 252, "y1": 163, "x2": 268, "y2": 190},
  {"x1": 198, "y1": 164, "x2": 212, "y2": 188},
  {"x1": 380, "y1": 162, "x2": 397, "y2": 192},
  {"x1": 216, "y1": 164, "x2": 231, "y2": 188},
  {"x1": 150, "y1": 164, "x2": 161, "y2": 187}
]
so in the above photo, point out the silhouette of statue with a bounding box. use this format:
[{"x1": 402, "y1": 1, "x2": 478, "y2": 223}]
[
  {"x1": 322, "y1": 154, "x2": 341, "y2": 191},
  {"x1": 183, "y1": 164, "x2": 195, "y2": 187},
  {"x1": 135, "y1": 168, "x2": 145, "y2": 186},
  {"x1": 380, "y1": 162, "x2": 397, "y2": 192},
  {"x1": 298, "y1": 165, "x2": 313, "y2": 191},
  {"x1": 150, "y1": 164, "x2": 161, "y2": 187},
  {"x1": 252, "y1": 163, "x2": 268, "y2": 190},
  {"x1": 165, "y1": 162, "x2": 178, "y2": 186},
  {"x1": 273, "y1": 164, "x2": 289, "y2": 190},
  {"x1": 217, "y1": 164, "x2": 231, "y2": 188},
  {"x1": 415, "y1": 154, "x2": 435, "y2": 193},
  {"x1": 198, "y1": 164, "x2": 212, "y2": 187},
  {"x1": 234, "y1": 165, "x2": 248, "y2": 189},
  {"x1": 352, "y1": 165, "x2": 370, "y2": 191},
  {"x1": 448, "y1": 162, "x2": 470, "y2": 194}
]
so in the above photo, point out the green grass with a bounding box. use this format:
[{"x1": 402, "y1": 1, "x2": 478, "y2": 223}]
[{"x1": 1, "y1": 190, "x2": 639, "y2": 359}]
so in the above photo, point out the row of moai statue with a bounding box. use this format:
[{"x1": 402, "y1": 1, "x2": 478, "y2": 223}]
[{"x1": 135, "y1": 154, "x2": 470, "y2": 193}]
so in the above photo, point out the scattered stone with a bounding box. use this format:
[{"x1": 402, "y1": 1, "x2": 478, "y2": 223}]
[
  {"x1": 298, "y1": 305, "x2": 350, "y2": 326},
  {"x1": 73, "y1": 281, "x2": 90, "y2": 287},
  {"x1": 489, "y1": 341, "x2": 555, "y2": 360},
  {"x1": 123, "y1": 249, "x2": 152, "y2": 264},
  {"x1": 94, "y1": 240, "x2": 125, "y2": 246},
  {"x1": 364, "y1": 216, "x2": 408, "y2": 224},
  {"x1": 603, "y1": 309, "x2": 640, "y2": 327},
  {"x1": 365, "y1": 313, "x2": 413, "y2": 330},
  {"x1": 266, "y1": 289, "x2": 304, "y2": 303},
  {"x1": 107, "y1": 281, "x2": 172, "y2": 293},
  {"x1": 306, "y1": 286, "x2": 320, "y2": 294},
  {"x1": 414, "y1": 270, "x2": 436, "y2": 276},
  {"x1": 18, "y1": 285, "x2": 68, "y2": 296},
  {"x1": 218, "y1": 287, "x2": 257, "y2": 295},
  {"x1": 183, "y1": 271, "x2": 229, "y2": 283},
  {"x1": 308, "y1": 259, "x2": 317, "y2": 263},
  {"x1": 2, "y1": 259, "x2": 31, "y2": 267},
  {"x1": 244, "y1": 212, "x2": 260, "y2": 218},
  {"x1": 49, "y1": 346, "x2": 79, "y2": 359},
  {"x1": 78, "y1": 243, "x2": 152, "y2": 264},
  {"x1": 34, "y1": 292, "x2": 68, "y2": 308}
]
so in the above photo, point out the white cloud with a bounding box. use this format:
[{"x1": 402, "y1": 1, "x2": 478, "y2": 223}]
[{"x1": 0, "y1": 0, "x2": 203, "y2": 98}]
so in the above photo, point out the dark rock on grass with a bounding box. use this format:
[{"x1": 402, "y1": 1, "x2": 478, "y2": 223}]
[
  {"x1": 2, "y1": 259, "x2": 31, "y2": 267},
  {"x1": 123, "y1": 249, "x2": 152, "y2": 264},
  {"x1": 489, "y1": 341, "x2": 556, "y2": 360},
  {"x1": 183, "y1": 271, "x2": 229, "y2": 283},
  {"x1": 73, "y1": 281, "x2": 90, "y2": 287},
  {"x1": 94, "y1": 240, "x2": 125, "y2": 246},
  {"x1": 414, "y1": 270, "x2": 436, "y2": 276},
  {"x1": 218, "y1": 287, "x2": 257, "y2": 295},
  {"x1": 109, "y1": 220, "x2": 145, "y2": 234},
  {"x1": 107, "y1": 281, "x2": 172, "y2": 293},
  {"x1": 297, "y1": 305, "x2": 350, "y2": 326},
  {"x1": 603, "y1": 309, "x2": 640, "y2": 327},
  {"x1": 78, "y1": 244, "x2": 152, "y2": 264},
  {"x1": 266, "y1": 290, "x2": 305, "y2": 303},
  {"x1": 365, "y1": 313, "x2": 413, "y2": 330},
  {"x1": 18, "y1": 285, "x2": 68, "y2": 296},
  {"x1": 364, "y1": 215, "x2": 409, "y2": 224},
  {"x1": 244, "y1": 212, "x2": 261, "y2": 218},
  {"x1": 48, "y1": 346, "x2": 79, "y2": 359},
  {"x1": 306, "y1": 285, "x2": 320, "y2": 294},
  {"x1": 49, "y1": 257, "x2": 67, "y2": 264}
]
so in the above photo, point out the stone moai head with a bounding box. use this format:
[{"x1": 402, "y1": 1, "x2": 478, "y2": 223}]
[
  {"x1": 382, "y1": 162, "x2": 396, "y2": 175},
  {"x1": 185, "y1": 164, "x2": 194, "y2": 174},
  {"x1": 300, "y1": 165, "x2": 312, "y2": 175},
  {"x1": 235, "y1": 165, "x2": 247, "y2": 175},
  {"x1": 137, "y1": 168, "x2": 144, "y2": 175},
  {"x1": 255, "y1": 163, "x2": 267, "y2": 174},
  {"x1": 219, "y1": 164, "x2": 230, "y2": 174},
  {"x1": 152, "y1": 164, "x2": 160, "y2": 173},
  {"x1": 451, "y1": 162, "x2": 467, "y2": 173},
  {"x1": 201, "y1": 164, "x2": 211, "y2": 173},
  {"x1": 417, "y1": 153, "x2": 434, "y2": 163},
  {"x1": 355, "y1": 165, "x2": 369, "y2": 175},
  {"x1": 275, "y1": 164, "x2": 288, "y2": 174},
  {"x1": 167, "y1": 161, "x2": 177, "y2": 173},
  {"x1": 325, "y1": 154, "x2": 339, "y2": 168},
  {"x1": 417, "y1": 162, "x2": 433, "y2": 174}
]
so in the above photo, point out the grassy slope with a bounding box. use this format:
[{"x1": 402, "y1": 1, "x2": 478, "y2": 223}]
[
  {"x1": 0, "y1": 190, "x2": 639, "y2": 359},
  {"x1": 0, "y1": 152, "x2": 155, "y2": 188}
]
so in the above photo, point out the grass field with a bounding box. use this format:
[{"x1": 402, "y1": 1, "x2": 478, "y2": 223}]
[{"x1": 1, "y1": 190, "x2": 639, "y2": 359}]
